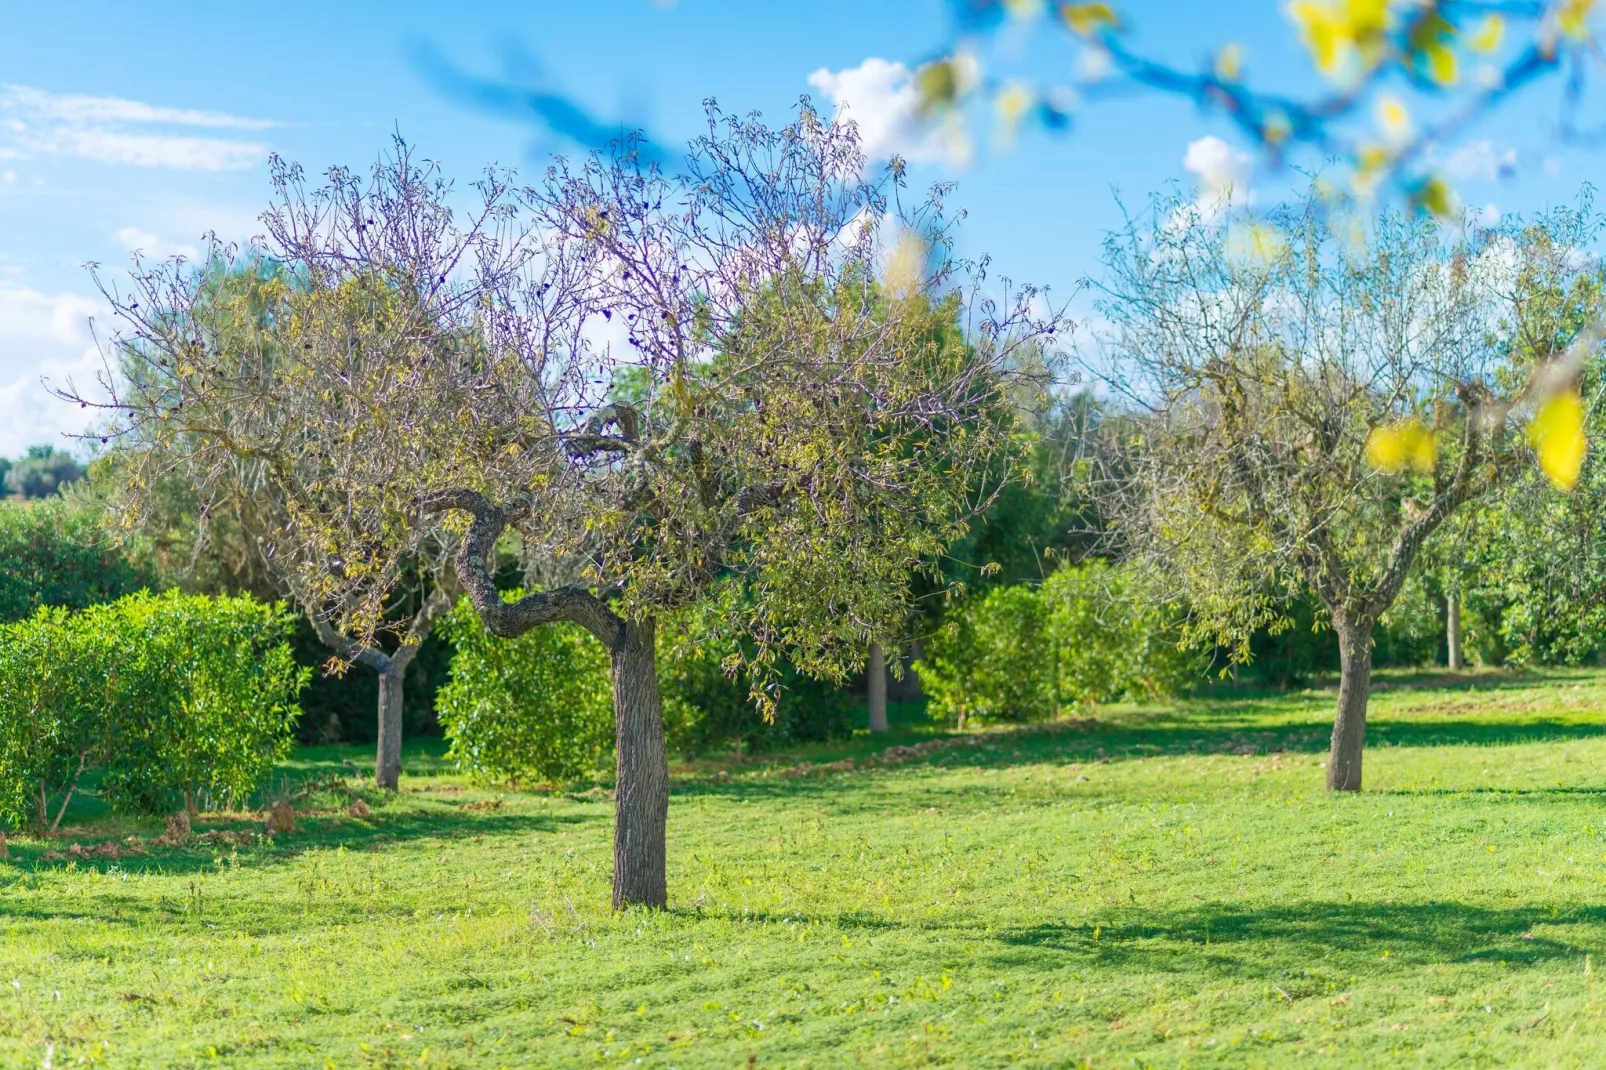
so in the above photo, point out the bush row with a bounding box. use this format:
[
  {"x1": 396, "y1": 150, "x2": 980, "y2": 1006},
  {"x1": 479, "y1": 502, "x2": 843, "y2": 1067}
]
[{"x1": 0, "y1": 590, "x2": 306, "y2": 832}]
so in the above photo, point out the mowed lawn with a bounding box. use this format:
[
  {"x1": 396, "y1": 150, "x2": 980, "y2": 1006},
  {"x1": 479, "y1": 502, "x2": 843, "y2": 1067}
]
[{"x1": 7, "y1": 671, "x2": 1606, "y2": 1067}]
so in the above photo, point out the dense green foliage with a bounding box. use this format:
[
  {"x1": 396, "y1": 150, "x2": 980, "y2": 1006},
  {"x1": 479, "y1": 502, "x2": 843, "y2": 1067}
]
[
  {"x1": 435, "y1": 596, "x2": 615, "y2": 785},
  {"x1": 919, "y1": 562, "x2": 1197, "y2": 725},
  {"x1": 658, "y1": 632, "x2": 857, "y2": 758},
  {"x1": 0, "y1": 670, "x2": 1604, "y2": 1065},
  {"x1": 0, "y1": 497, "x2": 156, "y2": 623},
  {"x1": 437, "y1": 596, "x2": 858, "y2": 781},
  {"x1": 0, "y1": 590, "x2": 306, "y2": 830}
]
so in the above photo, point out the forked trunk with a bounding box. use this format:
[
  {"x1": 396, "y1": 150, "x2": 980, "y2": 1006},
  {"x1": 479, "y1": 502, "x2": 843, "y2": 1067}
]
[
  {"x1": 375, "y1": 662, "x2": 406, "y2": 791},
  {"x1": 611, "y1": 618, "x2": 668, "y2": 910},
  {"x1": 867, "y1": 642, "x2": 888, "y2": 733},
  {"x1": 1446, "y1": 590, "x2": 1463, "y2": 671},
  {"x1": 1327, "y1": 613, "x2": 1374, "y2": 792}
]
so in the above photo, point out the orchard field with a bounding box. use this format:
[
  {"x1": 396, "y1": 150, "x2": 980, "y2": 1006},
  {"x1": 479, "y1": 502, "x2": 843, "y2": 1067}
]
[{"x1": 5, "y1": 668, "x2": 1606, "y2": 1068}]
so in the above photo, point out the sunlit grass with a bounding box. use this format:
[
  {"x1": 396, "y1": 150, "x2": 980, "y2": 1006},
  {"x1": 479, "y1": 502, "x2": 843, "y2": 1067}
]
[{"x1": 4, "y1": 667, "x2": 1606, "y2": 1066}]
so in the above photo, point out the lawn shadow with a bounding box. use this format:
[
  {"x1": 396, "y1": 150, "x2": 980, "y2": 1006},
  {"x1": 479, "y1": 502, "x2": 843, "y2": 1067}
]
[{"x1": 989, "y1": 899, "x2": 1604, "y2": 979}]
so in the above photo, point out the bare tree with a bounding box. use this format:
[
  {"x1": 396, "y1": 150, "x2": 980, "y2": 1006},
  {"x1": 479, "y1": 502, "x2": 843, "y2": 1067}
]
[
  {"x1": 1091, "y1": 188, "x2": 1585, "y2": 791},
  {"x1": 78, "y1": 102, "x2": 1057, "y2": 908}
]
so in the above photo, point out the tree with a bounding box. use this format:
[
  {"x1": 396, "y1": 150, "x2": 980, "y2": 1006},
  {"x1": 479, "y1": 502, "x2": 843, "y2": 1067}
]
[
  {"x1": 85, "y1": 103, "x2": 1056, "y2": 908},
  {"x1": 1092, "y1": 186, "x2": 1586, "y2": 791},
  {"x1": 98, "y1": 261, "x2": 458, "y2": 791},
  {"x1": 4, "y1": 445, "x2": 84, "y2": 499}
]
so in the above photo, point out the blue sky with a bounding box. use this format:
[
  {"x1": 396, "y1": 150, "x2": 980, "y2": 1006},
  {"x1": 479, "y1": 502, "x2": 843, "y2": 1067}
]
[{"x1": 0, "y1": 0, "x2": 1599, "y2": 455}]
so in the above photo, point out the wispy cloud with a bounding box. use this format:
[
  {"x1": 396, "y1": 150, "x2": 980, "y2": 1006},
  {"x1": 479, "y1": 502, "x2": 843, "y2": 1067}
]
[
  {"x1": 0, "y1": 85, "x2": 273, "y2": 171},
  {"x1": 1182, "y1": 135, "x2": 1253, "y2": 219}
]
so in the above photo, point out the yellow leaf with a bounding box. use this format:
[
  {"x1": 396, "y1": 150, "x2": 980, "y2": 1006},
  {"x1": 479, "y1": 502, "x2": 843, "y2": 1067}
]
[
  {"x1": 1364, "y1": 420, "x2": 1436, "y2": 473},
  {"x1": 1424, "y1": 41, "x2": 1458, "y2": 85},
  {"x1": 1058, "y1": 2, "x2": 1119, "y2": 36},
  {"x1": 1469, "y1": 13, "x2": 1505, "y2": 53},
  {"x1": 1559, "y1": 0, "x2": 1596, "y2": 41},
  {"x1": 1376, "y1": 95, "x2": 1410, "y2": 143},
  {"x1": 1530, "y1": 387, "x2": 1588, "y2": 490},
  {"x1": 1214, "y1": 42, "x2": 1245, "y2": 81},
  {"x1": 1407, "y1": 175, "x2": 1456, "y2": 219},
  {"x1": 995, "y1": 82, "x2": 1035, "y2": 145},
  {"x1": 886, "y1": 230, "x2": 927, "y2": 298},
  {"x1": 1288, "y1": 1, "x2": 1343, "y2": 72}
]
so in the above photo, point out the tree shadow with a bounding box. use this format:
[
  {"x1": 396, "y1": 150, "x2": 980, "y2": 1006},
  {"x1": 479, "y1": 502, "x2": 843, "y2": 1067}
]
[{"x1": 989, "y1": 899, "x2": 1601, "y2": 979}]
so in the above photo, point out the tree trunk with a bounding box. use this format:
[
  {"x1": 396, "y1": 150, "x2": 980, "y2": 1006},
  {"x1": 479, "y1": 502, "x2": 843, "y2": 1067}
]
[
  {"x1": 1327, "y1": 614, "x2": 1374, "y2": 792},
  {"x1": 867, "y1": 642, "x2": 888, "y2": 733},
  {"x1": 375, "y1": 660, "x2": 406, "y2": 791},
  {"x1": 611, "y1": 618, "x2": 668, "y2": 910},
  {"x1": 1446, "y1": 590, "x2": 1463, "y2": 671}
]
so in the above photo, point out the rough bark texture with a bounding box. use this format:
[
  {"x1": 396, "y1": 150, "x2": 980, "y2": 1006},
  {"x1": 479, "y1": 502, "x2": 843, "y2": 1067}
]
[
  {"x1": 611, "y1": 619, "x2": 669, "y2": 910},
  {"x1": 1446, "y1": 591, "x2": 1463, "y2": 671},
  {"x1": 867, "y1": 642, "x2": 888, "y2": 733},
  {"x1": 375, "y1": 660, "x2": 407, "y2": 790},
  {"x1": 1327, "y1": 613, "x2": 1374, "y2": 792}
]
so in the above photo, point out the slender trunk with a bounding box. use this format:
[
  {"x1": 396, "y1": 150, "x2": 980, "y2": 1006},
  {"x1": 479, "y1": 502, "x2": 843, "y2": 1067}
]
[
  {"x1": 867, "y1": 642, "x2": 888, "y2": 733},
  {"x1": 611, "y1": 618, "x2": 668, "y2": 910},
  {"x1": 1327, "y1": 613, "x2": 1374, "y2": 792},
  {"x1": 375, "y1": 660, "x2": 406, "y2": 791},
  {"x1": 1446, "y1": 590, "x2": 1463, "y2": 671}
]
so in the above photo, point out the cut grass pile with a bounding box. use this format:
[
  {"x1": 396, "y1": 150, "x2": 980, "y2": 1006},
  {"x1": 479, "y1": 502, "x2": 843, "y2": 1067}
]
[{"x1": 3, "y1": 668, "x2": 1606, "y2": 1066}]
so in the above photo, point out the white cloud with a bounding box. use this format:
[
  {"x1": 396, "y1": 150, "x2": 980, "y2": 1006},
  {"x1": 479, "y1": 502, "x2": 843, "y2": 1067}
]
[
  {"x1": 0, "y1": 284, "x2": 110, "y2": 456},
  {"x1": 1442, "y1": 139, "x2": 1517, "y2": 182},
  {"x1": 0, "y1": 84, "x2": 271, "y2": 172},
  {"x1": 807, "y1": 58, "x2": 971, "y2": 166},
  {"x1": 1182, "y1": 135, "x2": 1253, "y2": 219},
  {"x1": 116, "y1": 226, "x2": 200, "y2": 262}
]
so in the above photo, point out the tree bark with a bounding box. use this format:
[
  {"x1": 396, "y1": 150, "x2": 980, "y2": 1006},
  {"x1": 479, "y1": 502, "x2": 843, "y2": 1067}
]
[
  {"x1": 867, "y1": 642, "x2": 888, "y2": 733},
  {"x1": 1446, "y1": 590, "x2": 1463, "y2": 671},
  {"x1": 611, "y1": 618, "x2": 668, "y2": 910},
  {"x1": 1327, "y1": 613, "x2": 1374, "y2": 792},
  {"x1": 375, "y1": 660, "x2": 407, "y2": 791}
]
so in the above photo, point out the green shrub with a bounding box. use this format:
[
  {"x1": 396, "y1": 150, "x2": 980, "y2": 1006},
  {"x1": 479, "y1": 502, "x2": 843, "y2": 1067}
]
[
  {"x1": 0, "y1": 497, "x2": 156, "y2": 623},
  {"x1": 920, "y1": 584, "x2": 1054, "y2": 727},
  {"x1": 1043, "y1": 560, "x2": 1198, "y2": 709},
  {"x1": 0, "y1": 591, "x2": 306, "y2": 831},
  {"x1": 919, "y1": 562, "x2": 1198, "y2": 727},
  {"x1": 435, "y1": 596, "x2": 614, "y2": 785}
]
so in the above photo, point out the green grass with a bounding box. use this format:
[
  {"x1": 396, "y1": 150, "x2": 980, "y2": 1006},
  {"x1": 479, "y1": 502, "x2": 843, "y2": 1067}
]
[{"x1": 7, "y1": 668, "x2": 1606, "y2": 1066}]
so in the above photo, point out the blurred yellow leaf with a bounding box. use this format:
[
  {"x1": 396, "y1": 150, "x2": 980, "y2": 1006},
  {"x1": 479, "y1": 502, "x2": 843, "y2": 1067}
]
[
  {"x1": 1559, "y1": 0, "x2": 1597, "y2": 41},
  {"x1": 1376, "y1": 95, "x2": 1410, "y2": 143},
  {"x1": 995, "y1": 82, "x2": 1035, "y2": 145},
  {"x1": 1407, "y1": 175, "x2": 1456, "y2": 219},
  {"x1": 1530, "y1": 388, "x2": 1587, "y2": 490},
  {"x1": 1288, "y1": 1, "x2": 1343, "y2": 71},
  {"x1": 1365, "y1": 420, "x2": 1436, "y2": 474},
  {"x1": 886, "y1": 230, "x2": 927, "y2": 298},
  {"x1": 1469, "y1": 13, "x2": 1505, "y2": 53},
  {"x1": 1424, "y1": 41, "x2": 1457, "y2": 84},
  {"x1": 1214, "y1": 42, "x2": 1245, "y2": 81},
  {"x1": 1058, "y1": 2, "x2": 1119, "y2": 36}
]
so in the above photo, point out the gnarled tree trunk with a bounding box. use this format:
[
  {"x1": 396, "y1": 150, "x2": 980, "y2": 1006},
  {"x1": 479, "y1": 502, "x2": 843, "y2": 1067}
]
[
  {"x1": 867, "y1": 642, "x2": 888, "y2": 733},
  {"x1": 611, "y1": 618, "x2": 668, "y2": 910},
  {"x1": 1327, "y1": 612, "x2": 1374, "y2": 792}
]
